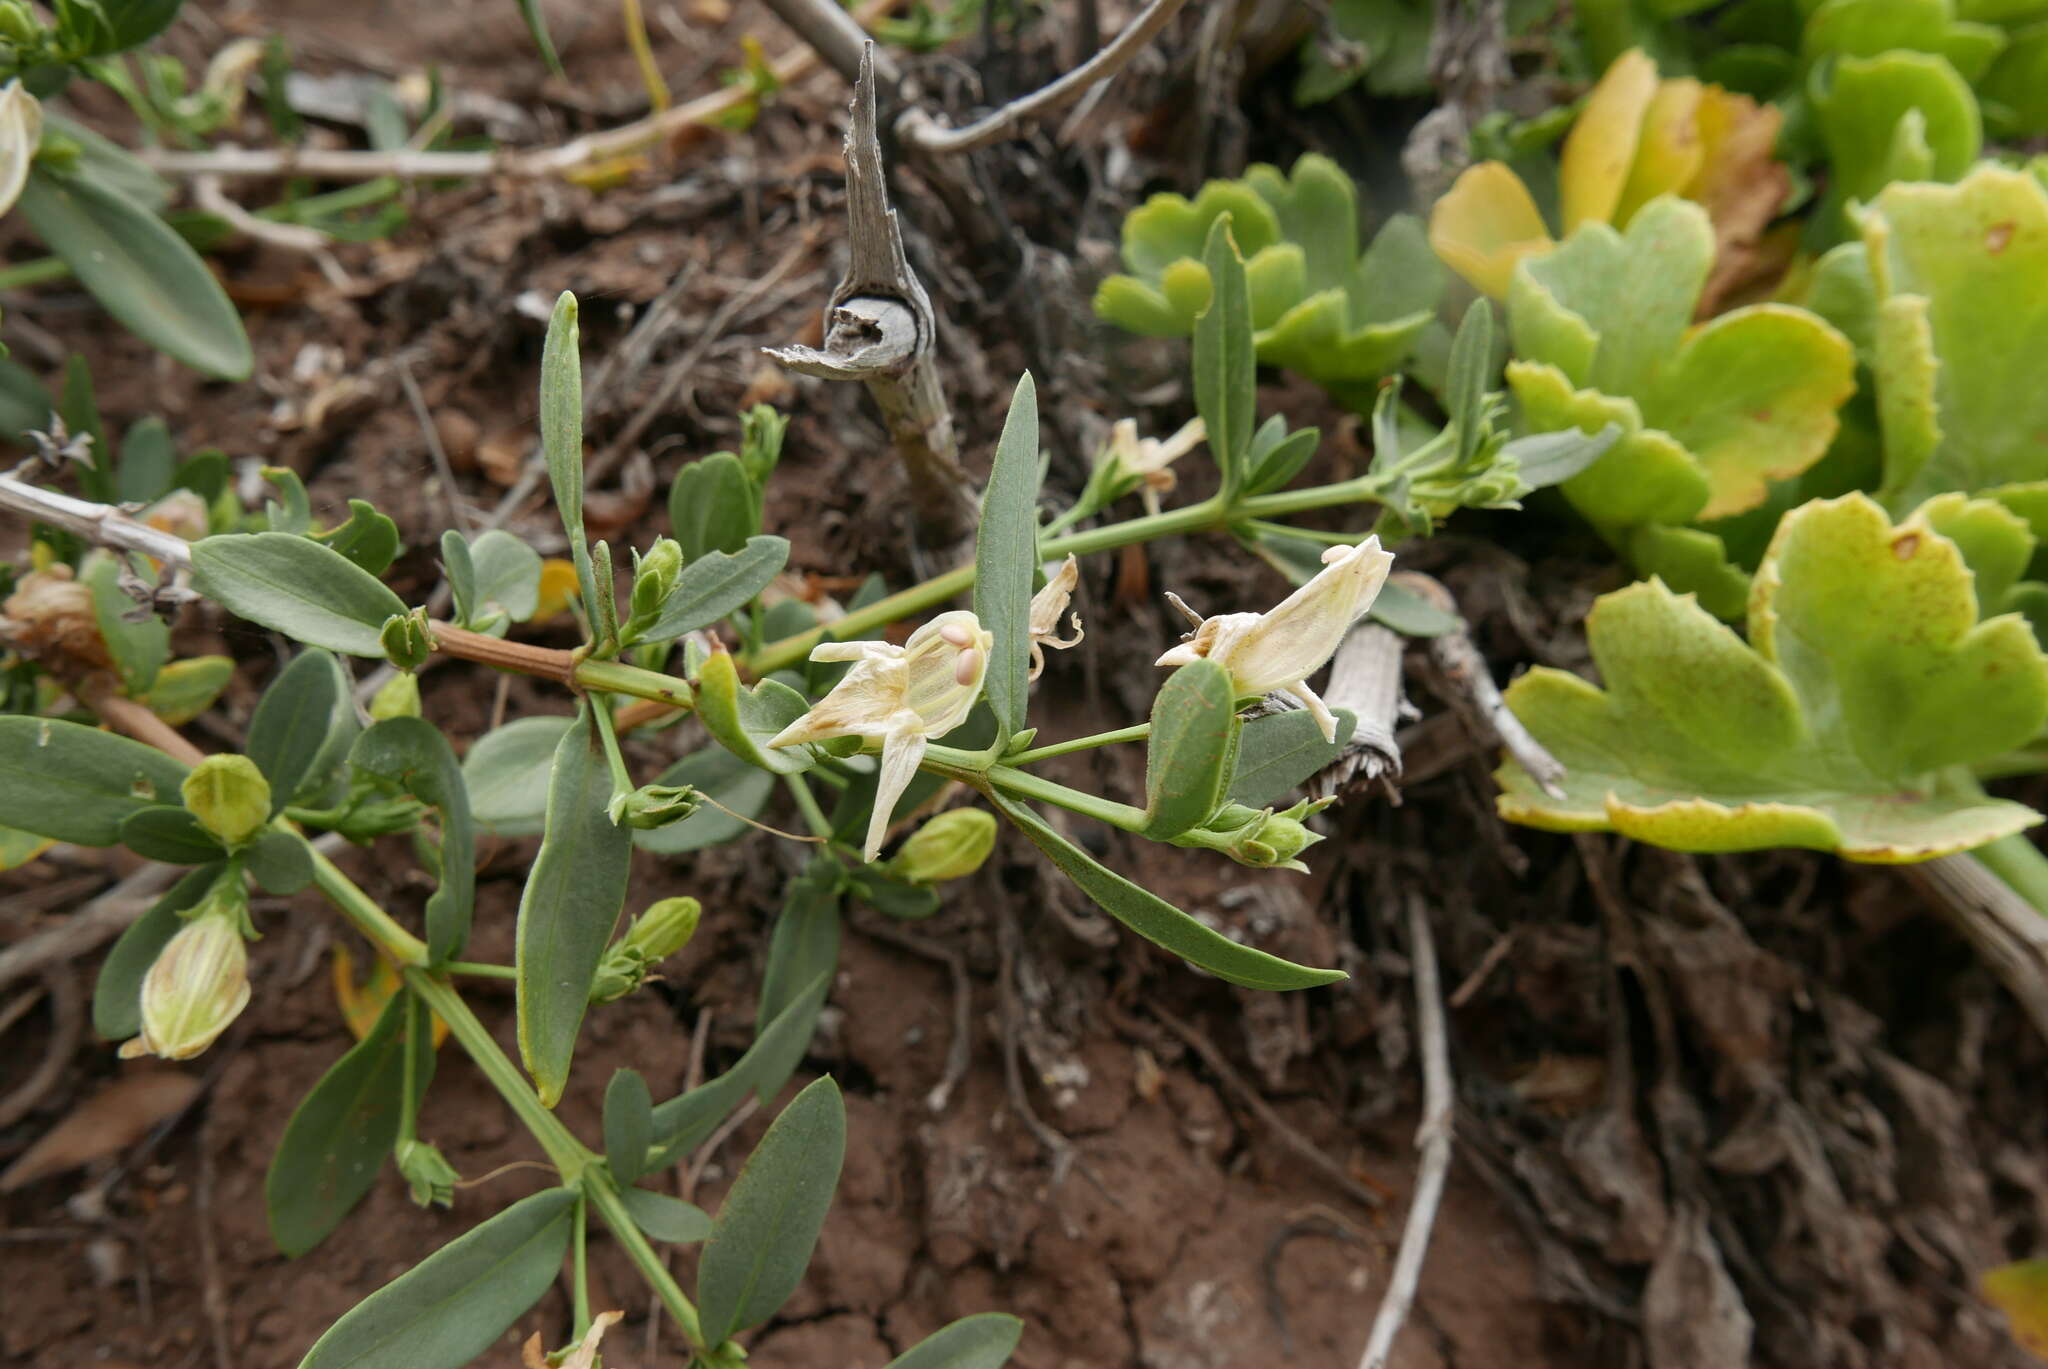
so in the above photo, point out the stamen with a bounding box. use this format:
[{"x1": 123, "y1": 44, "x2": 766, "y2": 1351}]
[
  {"x1": 939, "y1": 623, "x2": 973, "y2": 647},
  {"x1": 953, "y1": 648, "x2": 981, "y2": 686}
]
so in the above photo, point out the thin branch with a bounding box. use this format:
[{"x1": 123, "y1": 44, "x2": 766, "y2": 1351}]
[
  {"x1": 898, "y1": 0, "x2": 1193, "y2": 156},
  {"x1": 191, "y1": 174, "x2": 351, "y2": 290},
  {"x1": 1397, "y1": 572, "x2": 1565, "y2": 798},
  {"x1": 1357, "y1": 894, "x2": 1455, "y2": 1369},
  {"x1": 0, "y1": 470, "x2": 192, "y2": 570},
  {"x1": 764, "y1": 46, "x2": 976, "y2": 542},
  {"x1": 1898, "y1": 852, "x2": 2048, "y2": 1044}
]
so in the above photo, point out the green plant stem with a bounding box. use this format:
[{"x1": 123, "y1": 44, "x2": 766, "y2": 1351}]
[
  {"x1": 922, "y1": 743, "x2": 1148, "y2": 830},
  {"x1": 397, "y1": 994, "x2": 423, "y2": 1147},
  {"x1": 1007, "y1": 723, "x2": 1150, "y2": 765},
  {"x1": 576, "y1": 656, "x2": 695, "y2": 709},
  {"x1": 308, "y1": 848, "x2": 431, "y2": 967},
  {"x1": 445, "y1": 959, "x2": 518, "y2": 980},
  {"x1": 591, "y1": 698, "x2": 637, "y2": 795},
  {"x1": 572, "y1": 1194, "x2": 592, "y2": 1340},
  {"x1": 1972, "y1": 832, "x2": 2048, "y2": 913},
  {"x1": 784, "y1": 772, "x2": 834, "y2": 841},
  {"x1": 584, "y1": 1170, "x2": 707, "y2": 1348}
]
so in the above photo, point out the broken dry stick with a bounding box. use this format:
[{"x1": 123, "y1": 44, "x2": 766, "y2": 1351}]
[{"x1": 1397, "y1": 572, "x2": 1565, "y2": 798}]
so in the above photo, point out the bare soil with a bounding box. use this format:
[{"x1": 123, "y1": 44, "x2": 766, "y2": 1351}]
[{"x1": 4, "y1": 4, "x2": 2046, "y2": 1369}]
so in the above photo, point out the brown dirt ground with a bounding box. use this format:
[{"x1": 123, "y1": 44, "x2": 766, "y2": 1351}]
[{"x1": 4, "y1": 4, "x2": 2048, "y2": 1369}]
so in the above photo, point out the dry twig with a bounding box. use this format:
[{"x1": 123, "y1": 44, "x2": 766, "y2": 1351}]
[
  {"x1": 1398, "y1": 572, "x2": 1565, "y2": 798},
  {"x1": 1313, "y1": 623, "x2": 1410, "y2": 799},
  {"x1": 1899, "y1": 853, "x2": 2048, "y2": 1043},
  {"x1": 1355, "y1": 894, "x2": 1455, "y2": 1369}
]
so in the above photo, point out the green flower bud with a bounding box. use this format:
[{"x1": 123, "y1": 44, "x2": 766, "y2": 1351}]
[
  {"x1": 623, "y1": 896, "x2": 702, "y2": 961},
  {"x1": 591, "y1": 897, "x2": 701, "y2": 1003},
  {"x1": 606, "y1": 782, "x2": 701, "y2": 830},
  {"x1": 0, "y1": 3, "x2": 39, "y2": 47},
  {"x1": 1169, "y1": 798, "x2": 1331, "y2": 872},
  {"x1": 368, "y1": 671, "x2": 421, "y2": 720},
  {"x1": 628, "y1": 537, "x2": 684, "y2": 627},
  {"x1": 885, "y1": 808, "x2": 996, "y2": 884},
  {"x1": 182, "y1": 754, "x2": 271, "y2": 847},
  {"x1": 395, "y1": 1138, "x2": 459, "y2": 1208},
  {"x1": 379, "y1": 607, "x2": 436, "y2": 672},
  {"x1": 118, "y1": 902, "x2": 250, "y2": 1061}
]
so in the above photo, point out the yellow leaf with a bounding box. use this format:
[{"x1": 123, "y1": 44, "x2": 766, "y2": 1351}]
[
  {"x1": 0, "y1": 824, "x2": 53, "y2": 871},
  {"x1": 1560, "y1": 48, "x2": 1660, "y2": 233},
  {"x1": 532, "y1": 557, "x2": 582, "y2": 622},
  {"x1": 332, "y1": 943, "x2": 448, "y2": 1046},
  {"x1": 1428, "y1": 161, "x2": 1555, "y2": 299},
  {"x1": 1983, "y1": 1259, "x2": 2048, "y2": 1362},
  {"x1": 1613, "y1": 78, "x2": 1706, "y2": 228}
]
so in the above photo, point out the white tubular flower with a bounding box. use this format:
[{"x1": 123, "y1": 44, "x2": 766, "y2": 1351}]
[
  {"x1": 119, "y1": 905, "x2": 251, "y2": 1062},
  {"x1": 0, "y1": 80, "x2": 42, "y2": 220},
  {"x1": 1107, "y1": 416, "x2": 1206, "y2": 514},
  {"x1": 768, "y1": 609, "x2": 993, "y2": 862},
  {"x1": 1026, "y1": 554, "x2": 1084, "y2": 680},
  {"x1": 1155, "y1": 537, "x2": 1394, "y2": 744}
]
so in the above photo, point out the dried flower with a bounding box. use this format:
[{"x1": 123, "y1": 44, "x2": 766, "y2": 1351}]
[
  {"x1": 0, "y1": 565, "x2": 109, "y2": 669},
  {"x1": 1100, "y1": 417, "x2": 1206, "y2": 515},
  {"x1": 1155, "y1": 537, "x2": 1393, "y2": 743},
  {"x1": 1026, "y1": 555, "x2": 1084, "y2": 680},
  {"x1": 119, "y1": 899, "x2": 250, "y2": 1061},
  {"x1": 769, "y1": 609, "x2": 992, "y2": 861}
]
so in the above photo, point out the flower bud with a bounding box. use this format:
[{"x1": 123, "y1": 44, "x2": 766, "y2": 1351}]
[
  {"x1": 0, "y1": 3, "x2": 41, "y2": 46},
  {"x1": 885, "y1": 808, "x2": 996, "y2": 884},
  {"x1": 119, "y1": 902, "x2": 250, "y2": 1061},
  {"x1": 380, "y1": 607, "x2": 436, "y2": 672},
  {"x1": 369, "y1": 671, "x2": 422, "y2": 720},
  {"x1": 628, "y1": 537, "x2": 684, "y2": 626},
  {"x1": 1169, "y1": 798, "x2": 1331, "y2": 872},
  {"x1": 606, "y1": 782, "x2": 701, "y2": 830},
  {"x1": 182, "y1": 754, "x2": 271, "y2": 847},
  {"x1": 591, "y1": 897, "x2": 702, "y2": 1003},
  {"x1": 396, "y1": 1138, "x2": 459, "y2": 1208}
]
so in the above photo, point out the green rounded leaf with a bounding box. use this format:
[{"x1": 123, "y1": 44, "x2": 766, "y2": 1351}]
[
  {"x1": 247, "y1": 829, "x2": 316, "y2": 894},
  {"x1": 648, "y1": 971, "x2": 831, "y2": 1170},
  {"x1": 633, "y1": 535, "x2": 789, "y2": 643},
  {"x1": 618, "y1": 1186, "x2": 712, "y2": 1244},
  {"x1": 753, "y1": 859, "x2": 842, "y2": 1105},
  {"x1": 697, "y1": 1077, "x2": 848, "y2": 1348},
  {"x1": 296, "y1": 1187, "x2": 575, "y2": 1369},
  {"x1": 462, "y1": 715, "x2": 574, "y2": 838},
  {"x1": 885, "y1": 1314, "x2": 1025, "y2": 1369},
  {"x1": 1229, "y1": 707, "x2": 1358, "y2": 810},
  {"x1": 604, "y1": 1068, "x2": 656, "y2": 1184},
  {"x1": 1142, "y1": 660, "x2": 1238, "y2": 839},
  {"x1": 18, "y1": 166, "x2": 251, "y2": 379},
  {"x1": 350, "y1": 718, "x2": 475, "y2": 965},
  {"x1": 119, "y1": 805, "x2": 224, "y2": 864},
  {"x1": 248, "y1": 649, "x2": 348, "y2": 812},
  {"x1": 192, "y1": 533, "x2": 410, "y2": 657}
]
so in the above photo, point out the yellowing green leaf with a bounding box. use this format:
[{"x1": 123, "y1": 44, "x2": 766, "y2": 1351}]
[
  {"x1": 1428, "y1": 161, "x2": 1555, "y2": 299},
  {"x1": 1499, "y1": 494, "x2": 2048, "y2": 862},
  {"x1": 1560, "y1": 48, "x2": 1660, "y2": 232},
  {"x1": 1982, "y1": 1258, "x2": 2048, "y2": 1361}
]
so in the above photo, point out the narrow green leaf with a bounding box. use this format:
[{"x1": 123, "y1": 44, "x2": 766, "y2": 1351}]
[
  {"x1": 440, "y1": 530, "x2": 477, "y2": 627},
  {"x1": 59, "y1": 354, "x2": 109, "y2": 502},
  {"x1": 248, "y1": 649, "x2": 347, "y2": 813},
  {"x1": 884, "y1": 1314, "x2": 1025, "y2": 1369},
  {"x1": 142, "y1": 655, "x2": 235, "y2": 726},
  {"x1": 1229, "y1": 708, "x2": 1357, "y2": 809},
  {"x1": 119, "y1": 805, "x2": 223, "y2": 864},
  {"x1": 19, "y1": 167, "x2": 252, "y2": 380},
  {"x1": 635, "y1": 535, "x2": 789, "y2": 643},
  {"x1": 604, "y1": 1068, "x2": 656, "y2": 1184},
  {"x1": 540, "y1": 291, "x2": 584, "y2": 548},
  {"x1": 648, "y1": 971, "x2": 831, "y2": 1168},
  {"x1": 515, "y1": 705, "x2": 633, "y2": 1106},
  {"x1": 1194, "y1": 216, "x2": 1257, "y2": 492},
  {"x1": 1142, "y1": 660, "x2": 1239, "y2": 839},
  {"x1": 117, "y1": 416, "x2": 176, "y2": 504},
  {"x1": 1447, "y1": 298, "x2": 1495, "y2": 465},
  {"x1": 350, "y1": 718, "x2": 476, "y2": 965},
  {"x1": 0, "y1": 357, "x2": 50, "y2": 445},
  {"x1": 462, "y1": 715, "x2": 574, "y2": 838},
  {"x1": 1503, "y1": 424, "x2": 1620, "y2": 490},
  {"x1": 266, "y1": 992, "x2": 434, "y2": 1258},
  {"x1": 94, "y1": 864, "x2": 221, "y2": 1040},
  {"x1": 973, "y1": 373, "x2": 1041, "y2": 737},
  {"x1": 83, "y1": 553, "x2": 167, "y2": 695},
  {"x1": 987, "y1": 790, "x2": 1345, "y2": 990},
  {"x1": 697, "y1": 1077, "x2": 848, "y2": 1347},
  {"x1": 753, "y1": 858, "x2": 842, "y2": 1104},
  {"x1": 515, "y1": 0, "x2": 565, "y2": 76},
  {"x1": 191, "y1": 533, "x2": 409, "y2": 657},
  {"x1": 669, "y1": 452, "x2": 762, "y2": 561},
  {"x1": 295, "y1": 1187, "x2": 575, "y2": 1369},
  {"x1": 247, "y1": 829, "x2": 316, "y2": 894},
  {"x1": 618, "y1": 1187, "x2": 713, "y2": 1245},
  {"x1": 0, "y1": 715, "x2": 189, "y2": 846},
  {"x1": 696, "y1": 649, "x2": 816, "y2": 775}
]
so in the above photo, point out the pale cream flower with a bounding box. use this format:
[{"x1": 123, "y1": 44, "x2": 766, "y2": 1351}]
[
  {"x1": 524, "y1": 1310, "x2": 623, "y2": 1369},
  {"x1": 0, "y1": 80, "x2": 42, "y2": 220},
  {"x1": 1026, "y1": 554, "x2": 1084, "y2": 680},
  {"x1": 1155, "y1": 538, "x2": 1394, "y2": 743},
  {"x1": 1107, "y1": 417, "x2": 1206, "y2": 515},
  {"x1": 768, "y1": 609, "x2": 993, "y2": 861},
  {"x1": 119, "y1": 906, "x2": 251, "y2": 1061}
]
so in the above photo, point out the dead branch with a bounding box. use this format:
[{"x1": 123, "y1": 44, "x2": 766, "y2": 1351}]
[
  {"x1": 1397, "y1": 571, "x2": 1565, "y2": 799},
  {"x1": 1314, "y1": 622, "x2": 1410, "y2": 799},
  {"x1": 1356, "y1": 893, "x2": 1455, "y2": 1369},
  {"x1": 1898, "y1": 852, "x2": 2048, "y2": 1043},
  {"x1": 0, "y1": 471, "x2": 192, "y2": 570},
  {"x1": 764, "y1": 46, "x2": 977, "y2": 542}
]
